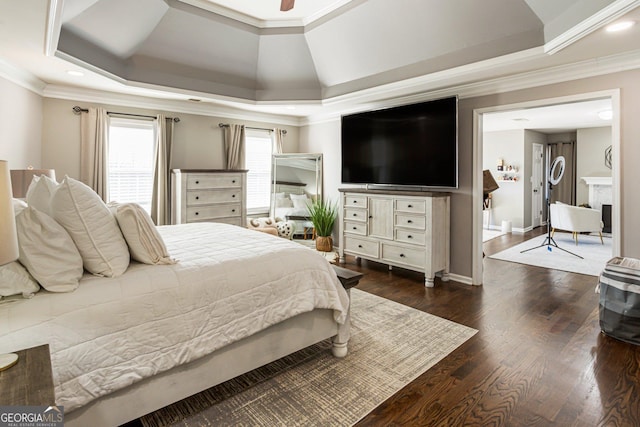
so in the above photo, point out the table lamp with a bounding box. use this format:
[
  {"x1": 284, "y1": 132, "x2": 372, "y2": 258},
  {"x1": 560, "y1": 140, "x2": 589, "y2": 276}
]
[{"x1": 0, "y1": 160, "x2": 20, "y2": 371}]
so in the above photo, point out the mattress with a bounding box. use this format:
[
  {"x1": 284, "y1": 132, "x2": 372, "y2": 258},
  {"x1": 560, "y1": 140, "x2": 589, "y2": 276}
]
[{"x1": 0, "y1": 223, "x2": 349, "y2": 411}]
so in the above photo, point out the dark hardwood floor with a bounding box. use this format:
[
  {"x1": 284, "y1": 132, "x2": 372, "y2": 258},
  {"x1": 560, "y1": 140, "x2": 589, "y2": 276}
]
[{"x1": 353, "y1": 227, "x2": 640, "y2": 427}]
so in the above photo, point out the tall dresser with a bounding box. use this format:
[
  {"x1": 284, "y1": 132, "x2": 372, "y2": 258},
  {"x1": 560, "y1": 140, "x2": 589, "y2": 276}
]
[
  {"x1": 171, "y1": 169, "x2": 247, "y2": 227},
  {"x1": 338, "y1": 188, "x2": 450, "y2": 287}
]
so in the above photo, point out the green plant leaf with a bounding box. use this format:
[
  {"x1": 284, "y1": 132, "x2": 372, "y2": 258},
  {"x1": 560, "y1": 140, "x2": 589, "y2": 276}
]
[{"x1": 306, "y1": 199, "x2": 338, "y2": 237}]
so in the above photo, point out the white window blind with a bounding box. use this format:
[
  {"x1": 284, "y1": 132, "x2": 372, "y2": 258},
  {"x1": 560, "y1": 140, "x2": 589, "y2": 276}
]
[
  {"x1": 107, "y1": 118, "x2": 155, "y2": 213},
  {"x1": 245, "y1": 129, "x2": 273, "y2": 214}
]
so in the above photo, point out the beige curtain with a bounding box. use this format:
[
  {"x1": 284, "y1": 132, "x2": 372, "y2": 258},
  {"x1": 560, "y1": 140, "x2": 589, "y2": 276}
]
[
  {"x1": 151, "y1": 115, "x2": 174, "y2": 225},
  {"x1": 80, "y1": 107, "x2": 109, "y2": 201},
  {"x1": 548, "y1": 141, "x2": 576, "y2": 205},
  {"x1": 223, "y1": 124, "x2": 245, "y2": 169},
  {"x1": 273, "y1": 128, "x2": 285, "y2": 153}
]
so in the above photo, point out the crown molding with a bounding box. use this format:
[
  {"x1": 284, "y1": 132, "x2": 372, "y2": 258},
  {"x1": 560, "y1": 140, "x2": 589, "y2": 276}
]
[
  {"x1": 42, "y1": 84, "x2": 304, "y2": 126},
  {"x1": 302, "y1": 48, "x2": 640, "y2": 125},
  {"x1": 44, "y1": 0, "x2": 64, "y2": 57},
  {"x1": 544, "y1": 0, "x2": 640, "y2": 55},
  {"x1": 0, "y1": 59, "x2": 47, "y2": 95}
]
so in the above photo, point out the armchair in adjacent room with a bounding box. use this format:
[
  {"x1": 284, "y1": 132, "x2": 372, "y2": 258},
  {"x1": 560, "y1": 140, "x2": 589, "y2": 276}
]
[{"x1": 549, "y1": 202, "x2": 604, "y2": 245}]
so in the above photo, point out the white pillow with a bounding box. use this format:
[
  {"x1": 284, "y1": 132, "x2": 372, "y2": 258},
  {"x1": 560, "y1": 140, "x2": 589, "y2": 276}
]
[
  {"x1": 110, "y1": 203, "x2": 177, "y2": 265},
  {"x1": 50, "y1": 176, "x2": 130, "y2": 277},
  {"x1": 275, "y1": 197, "x2": 293, "y2": 208},
  {"x1": 12, "y1": 198, "x2": 27, "y2": 215},
  {"x1": 16, "y1": 207, "x2": 83, "y2": 292},
  {"x1": 289, "y1": 193, "x2": 308, "y2": 201},
  {"x1": 26, "y1": 175, "x2": 59, "y2": 214},
  {"x1": 0, "y1": 261, "x2": 39, "y2": 299}
]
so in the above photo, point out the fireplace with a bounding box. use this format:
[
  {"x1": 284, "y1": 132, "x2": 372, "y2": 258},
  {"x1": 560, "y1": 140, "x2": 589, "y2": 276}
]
[{"x1": 581, "y1": 176, "x2": 612, "y2": 213}]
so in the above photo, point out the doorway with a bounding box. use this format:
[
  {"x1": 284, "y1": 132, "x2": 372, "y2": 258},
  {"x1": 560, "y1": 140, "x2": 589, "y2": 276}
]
[
  {"x1": 472, "y1": 90, "x2": 621, "y2": 286},
  {"x1": 531, "y1": 143, "x2": 544, "y2": 228}
]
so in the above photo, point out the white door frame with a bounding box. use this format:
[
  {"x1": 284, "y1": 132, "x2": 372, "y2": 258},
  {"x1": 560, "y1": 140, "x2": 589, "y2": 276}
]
[
  {"x1": 531, "y1": 143, "x2": 544, "y2": 228},
  {"x1": 472, "y1": 89, "x2": 621, "y2": 286}
]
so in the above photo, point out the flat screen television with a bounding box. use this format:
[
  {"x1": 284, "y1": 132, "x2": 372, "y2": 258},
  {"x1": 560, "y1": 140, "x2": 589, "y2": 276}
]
[{"x1": 341, "y1": 96, "x2": 458, "y2": 188}]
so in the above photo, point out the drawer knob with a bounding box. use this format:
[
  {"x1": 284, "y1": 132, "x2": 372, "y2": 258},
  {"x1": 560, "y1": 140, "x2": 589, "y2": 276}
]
[
  {"x1": 353, "y1": 200, "x2": 357, "y2": 204},
  {"x1": 195, "y1": 180, "x2": 199, "y2": 184},
  {"x1": 358, "y1": 244, "x2": 363, "y2": 248},
  {"x1": 353, "y1": 226, "x2": 357, "y2": 230},
  {"x1": 407, "y1": 220, "x2": 413, "y2": 224},
  {"x1": 232, "y1": 180, "x2": 236, "y2": 183},
  {"x1": 232, "y1": 194, "x2": 236, "y2": 198},
  {"x1": 400, "y1": 254, "x2": 406, "y2": 258},
  {"x1": 408, "y1": 204, "x2": 413, "y2": 208},
  {"x1": 368, "y1": 215, "x2": 373, "y2": 219},
  {"x1": 353, "y1": 213, "x2": 357, "y2": 217},
  {"x1": 408, "y1": 235, "x2": 413, "y2": 239},
  {"x1": 195, "y1": 196, "x2": 199, "y2": 200},
  {"x1": 195, "y1": 212, "x2": 199, "y2": 216}
]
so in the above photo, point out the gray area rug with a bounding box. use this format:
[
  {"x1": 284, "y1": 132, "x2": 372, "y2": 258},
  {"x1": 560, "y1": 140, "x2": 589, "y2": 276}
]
[
  {"x1": 490, "y1": 232, "x2": 612, "y2": 276},
  {"x1": 141, "y1": 289, "x2": 477, "y2": 427}
]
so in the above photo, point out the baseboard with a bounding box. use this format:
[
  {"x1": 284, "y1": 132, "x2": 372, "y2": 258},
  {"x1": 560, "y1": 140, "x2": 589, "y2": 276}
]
[{"x1": 446, "y1": 273, "x2": 474, "y2": 286}]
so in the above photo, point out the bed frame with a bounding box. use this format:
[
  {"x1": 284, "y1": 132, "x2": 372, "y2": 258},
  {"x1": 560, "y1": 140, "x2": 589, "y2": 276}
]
[{"x1": 65, "y1": 308, "x2": 349, "y2": 427}]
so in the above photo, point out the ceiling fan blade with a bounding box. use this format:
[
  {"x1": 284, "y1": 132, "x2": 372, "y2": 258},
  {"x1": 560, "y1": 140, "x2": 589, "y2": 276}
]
[{"x1": 280, "y1": 0, "x2": 294, "y2": 12}]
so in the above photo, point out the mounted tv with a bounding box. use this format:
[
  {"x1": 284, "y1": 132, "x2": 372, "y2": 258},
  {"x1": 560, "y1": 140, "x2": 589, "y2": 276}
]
[{"x1": 341, "y1": 96, "x2": 458, "y2": 189}]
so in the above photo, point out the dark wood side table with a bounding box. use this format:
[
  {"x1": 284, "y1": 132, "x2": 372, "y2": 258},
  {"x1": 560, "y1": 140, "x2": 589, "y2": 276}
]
[
  {"x1": 332, "y1": 265, "x2": 363, "y2": 290},
  {"x1": 0, "y1": 344, "x2": 55, "y2": 405}
]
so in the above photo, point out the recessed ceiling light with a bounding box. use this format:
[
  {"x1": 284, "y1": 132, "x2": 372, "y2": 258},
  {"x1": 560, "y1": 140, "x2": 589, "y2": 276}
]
[
  {"x1": 598, "y1": 110, "x2": 613, "y2": 120},
  {"x1": 606, "y1": 21, "x2": 635, "y2": 32},
  {"x1": 66, "y1": 70, "x2": 84, "y2": 77}
]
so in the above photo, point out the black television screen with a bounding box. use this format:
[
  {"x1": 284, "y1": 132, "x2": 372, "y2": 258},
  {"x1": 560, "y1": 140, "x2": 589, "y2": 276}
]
[{"x1": 341, "y1": 96, "x2": 458, "y2": 188}]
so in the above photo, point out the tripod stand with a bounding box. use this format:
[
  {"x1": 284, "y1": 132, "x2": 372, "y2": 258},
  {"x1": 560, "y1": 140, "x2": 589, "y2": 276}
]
[{"x1": 520, "y1": 179, "x2": 583, "y2": 258}]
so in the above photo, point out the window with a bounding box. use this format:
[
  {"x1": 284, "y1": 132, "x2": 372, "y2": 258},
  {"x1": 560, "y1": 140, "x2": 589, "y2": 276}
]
[
  {"x1": 245, "y1": 129, "x2": 273, "y2": 214},
  {"x1": 107, "y1": 118, "x2": 155, "y2": 213}
]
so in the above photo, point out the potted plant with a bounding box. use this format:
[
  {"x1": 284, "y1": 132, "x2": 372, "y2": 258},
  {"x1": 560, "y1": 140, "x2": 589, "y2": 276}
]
[{"x1": 307, "y1": 199, "x2": 338, "y2": 252}]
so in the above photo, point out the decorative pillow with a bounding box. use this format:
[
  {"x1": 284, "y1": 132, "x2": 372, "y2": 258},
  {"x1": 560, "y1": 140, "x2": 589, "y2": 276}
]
[
  {"x1": 50, "y1": 176, "x2": 130, "y2": 277},
  {"x1": 12, "y1": 198, "x2": 27, "y2": 216},
  {"x1": 26, "y1": 175, "x2": 58, "y2": 214},
  {"x1": 275, "y1": 192, "x2": 286, "y2": 198},
  {"x1": 276, "y1": 220, "x2": 295, "y2": 239},
  {"x1": 109, "y1": 202, "x2": 177, "y2": 265},
  {"x1": 0, "y1": 261, "x2": 39, "y2": 299},
  {"x1": 290, "y1": 193, "x2": 310, "y2": 210},
  {"x1": 275, "y1": 197, "x2": 294, "y2": 208},
  {"x1": 289, "y1": 193, "x2": 308, "y2": 201},
  {"x1": 16, "y1": 207, "x2": 83, "y2": 292}
]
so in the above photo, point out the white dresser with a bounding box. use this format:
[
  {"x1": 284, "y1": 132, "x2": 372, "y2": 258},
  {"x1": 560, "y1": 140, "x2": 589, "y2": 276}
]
[
  {"x1": 338, "y1": 189, "x2": 450, "y2": 287},
  {"x1": 171, "y1": 169, "x2": 247, "y2": 227}
]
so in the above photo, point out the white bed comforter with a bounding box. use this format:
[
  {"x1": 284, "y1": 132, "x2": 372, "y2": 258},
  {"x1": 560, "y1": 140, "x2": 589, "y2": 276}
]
[{"x1": 0, "y1": 223, "x2": 349, "y2": 411}]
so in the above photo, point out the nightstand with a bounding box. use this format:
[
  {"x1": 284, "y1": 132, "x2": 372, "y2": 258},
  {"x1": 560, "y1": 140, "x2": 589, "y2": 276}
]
[{"x1": 0, "y1": 344, "x2": 55, "y2": 405}]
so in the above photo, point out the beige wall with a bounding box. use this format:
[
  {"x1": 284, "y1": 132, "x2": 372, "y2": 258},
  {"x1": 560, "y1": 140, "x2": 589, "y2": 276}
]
[
  {"x1": 41, "y1": 98, "x2": 301, "y2": 180},
  {"x1": 576, "y1": 126, "x2": 612, "y2": 206},
  {"x1": 302, "y1": 68, "x2": 640, "y2": 280},
  {"x1": 0, "y1": 76, "x2": 42, "y2": 169}
]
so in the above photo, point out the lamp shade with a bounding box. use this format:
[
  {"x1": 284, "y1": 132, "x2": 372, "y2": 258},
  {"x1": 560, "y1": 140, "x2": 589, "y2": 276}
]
[
  {"x1": 483, "y1": 170, "x2": 499, "y2": 195},
  {"x1": 10, "y1": 168, "x2": 56, "y2": 198},
  {"x1": 0, "y1": 160, "x2": 19, "y2": 265}
]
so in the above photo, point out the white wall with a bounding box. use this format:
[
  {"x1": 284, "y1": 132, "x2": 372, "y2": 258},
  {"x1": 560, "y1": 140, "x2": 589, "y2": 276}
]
[
  {"x1": 0, "y1": 76, "x2": 42, "y2": 169},
  {"x1": 483, "y1": 130, "x2": 526, "y2": 230},
  {"x1": 576, "y1": 126, "x2": 612, "y2": 206}
]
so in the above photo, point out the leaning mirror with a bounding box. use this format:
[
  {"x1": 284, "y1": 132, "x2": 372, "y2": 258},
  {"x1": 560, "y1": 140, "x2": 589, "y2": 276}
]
[{"x1": 271, "y1": 153, "x2": 323, "y2": 238}]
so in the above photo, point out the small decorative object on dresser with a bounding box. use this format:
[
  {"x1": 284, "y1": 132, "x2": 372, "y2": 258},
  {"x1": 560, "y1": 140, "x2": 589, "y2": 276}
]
[
  {"x1": 171, "y1": 169, "x2": 247, "y2": 226},
  {"x1": 339, "y1": 188, "x2": 450, "y2": 287}
]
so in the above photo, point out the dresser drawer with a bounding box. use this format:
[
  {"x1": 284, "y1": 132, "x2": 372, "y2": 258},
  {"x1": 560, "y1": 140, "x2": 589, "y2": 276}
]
[
  {"x1": 344, "y1": 194, "x2": 367, "y2": 208},
  {"x1": 344, "y1": 221, "x2": 367, "y2": 235},
  {"x1": 396, "y1": 199, "x2": 426, "y2": 214},
  {"x1": 187, "y1": 174, "x2": 242, "y2": 189},
  {"x1": 344, "y1": 208, "x2": 367, "y2": 222},
  {"x1": 186, "y1": 189, "x2": 241, "y2": 205},
  {"x1": 186, "y1": 203, "x2": 241, "y2": 221},
  {"x1": 344, "y1": 236, "x2": 379, "y2": 258},
  {"x1": 382, "y1": 244, "x2": 425, "y2": 269},
  {"x1": 395, "y1": 214, "x2": 426, "y2": 230},
  {"x1": 395, "y1": 229, "x2": 426, "y2": 245}
]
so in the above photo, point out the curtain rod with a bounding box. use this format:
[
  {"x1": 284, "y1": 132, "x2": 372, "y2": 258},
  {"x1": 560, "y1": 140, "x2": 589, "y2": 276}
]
[
  {"x1": 72, "y1": 106, "x2": 180, "y2": 122},
  {"x1": 218, "y1": 123, "x2": 286, "y2": 135}
]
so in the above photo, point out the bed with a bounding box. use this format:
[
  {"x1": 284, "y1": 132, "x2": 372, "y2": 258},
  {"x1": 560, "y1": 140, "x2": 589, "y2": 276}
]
[{"x1": 0, "y1": 221, "x2": 350, "y2": 426}]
